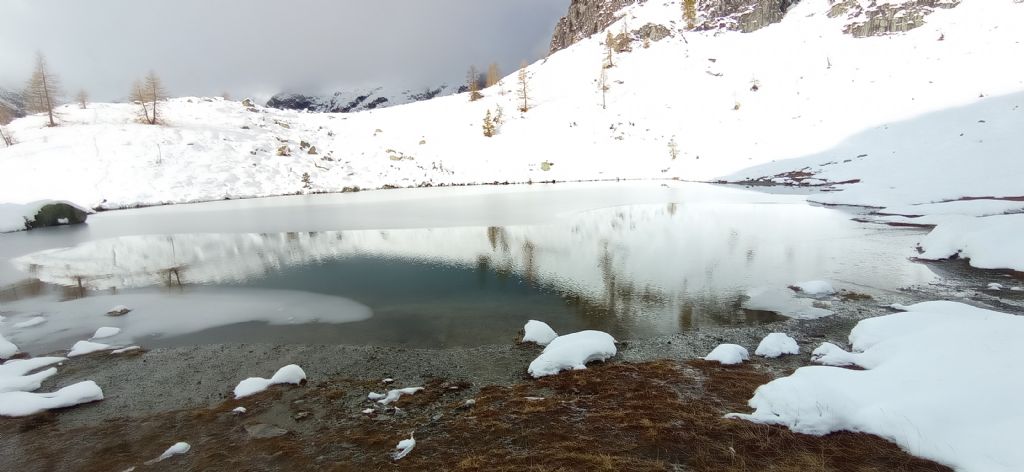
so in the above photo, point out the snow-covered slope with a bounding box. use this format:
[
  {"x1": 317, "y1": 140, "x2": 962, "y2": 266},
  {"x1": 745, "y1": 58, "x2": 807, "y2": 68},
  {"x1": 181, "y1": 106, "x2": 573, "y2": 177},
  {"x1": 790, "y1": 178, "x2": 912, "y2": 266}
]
[{"x1": 0, "y1": 0, "x2": 1021, "y2": 213}]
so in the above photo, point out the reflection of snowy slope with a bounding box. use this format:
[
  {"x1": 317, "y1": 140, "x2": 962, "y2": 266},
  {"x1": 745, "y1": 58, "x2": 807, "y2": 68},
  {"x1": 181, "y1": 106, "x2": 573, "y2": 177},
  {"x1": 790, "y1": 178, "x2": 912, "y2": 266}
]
[
  {"x1": 14, "y1": 200, "x2": 934, "y2": 331},
  {"x1": 2, "y1": 288, "x2": 372, "y2": 351}
]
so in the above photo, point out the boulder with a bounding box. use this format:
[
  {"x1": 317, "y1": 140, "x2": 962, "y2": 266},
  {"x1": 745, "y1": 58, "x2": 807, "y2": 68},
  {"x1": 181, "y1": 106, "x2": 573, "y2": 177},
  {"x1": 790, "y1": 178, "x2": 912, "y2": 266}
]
[{"x1": 26, "y1": 202, "x2": 89, "y2": 229}]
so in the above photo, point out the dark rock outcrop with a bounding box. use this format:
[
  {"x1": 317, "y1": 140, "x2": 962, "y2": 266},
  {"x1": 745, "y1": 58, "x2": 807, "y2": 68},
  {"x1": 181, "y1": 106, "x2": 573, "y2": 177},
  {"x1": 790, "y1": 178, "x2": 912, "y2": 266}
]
[
  {"x1": 549, "y1": 0, "x2": 642, "y2": 53},
  {"x1": 831, "y1": 0, "x2": 960, "y2": 37},
  {"x1": 698, "y1": 0, "x2": 799, "y2": 33}
]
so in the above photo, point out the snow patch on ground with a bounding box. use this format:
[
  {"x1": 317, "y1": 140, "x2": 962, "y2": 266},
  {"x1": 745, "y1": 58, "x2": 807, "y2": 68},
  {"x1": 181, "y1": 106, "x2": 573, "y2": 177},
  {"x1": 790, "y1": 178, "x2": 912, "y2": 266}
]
[
  {"x1": 754, "y1": 333, "x2": 799, "y2": 358},
  {"x1": 528, "y1": 330, "x2": 617, "y2": 378},
  {"x1": 147, "y1": 442, "x2": 190, "y2": 464},
  {"x1": 0, "y1": 380, "x2": 103, "y2": 417},
  {"x1": 233, "y1": 364, "x2": 306, "y2": 399},
  {"x1": 391, "y1": 432, "x2": 416, "y2": 460},
  {"x1": 91, "y1": 327, "x2": 121, "y2": 339},
  {"x1": 371, "y1": 387, "x2": 424, "y2": 405},
  {"x1": 731, "y1": 301, "x2": 1024, "y2": 472},
  {"x1": 0, "y1": 357, "x2": 63, "y2": 393},
  {"x1": 742, "y1": 287, "x2": 833, "y2": 319},
  {"x1": 522, "y1": 320, "x2": 558, "y2": 346},
  {"x1": 704, "y1": 344, "x2": 749, "y2": 365},
  {"x1": 67, "y1": 340, "x2": 113, "y2": 357},
  {"x1": 790, "y1": 280, "x2": 835, "y2": 296}
]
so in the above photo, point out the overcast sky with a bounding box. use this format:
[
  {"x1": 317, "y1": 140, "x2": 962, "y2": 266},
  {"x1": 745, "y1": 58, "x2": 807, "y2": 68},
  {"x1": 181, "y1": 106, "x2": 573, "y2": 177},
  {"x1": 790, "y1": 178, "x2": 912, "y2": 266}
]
[{"x1": 0, "y1": 0, "x2": 568, "y2": 102}]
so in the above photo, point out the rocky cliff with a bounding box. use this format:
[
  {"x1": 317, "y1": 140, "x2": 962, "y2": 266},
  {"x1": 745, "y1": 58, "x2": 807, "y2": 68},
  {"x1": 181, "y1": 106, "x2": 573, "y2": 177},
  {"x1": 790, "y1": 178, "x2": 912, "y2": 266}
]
[{"x1": 549, "y1": 0, "x2": 641, "y2": 53}]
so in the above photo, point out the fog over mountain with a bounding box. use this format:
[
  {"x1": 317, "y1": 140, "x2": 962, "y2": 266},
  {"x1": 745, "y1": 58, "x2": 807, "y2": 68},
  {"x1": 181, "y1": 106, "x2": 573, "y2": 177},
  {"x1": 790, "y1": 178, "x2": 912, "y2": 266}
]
[{"x1": 0, "y1": 0, "x2": 568, "y2": 102}]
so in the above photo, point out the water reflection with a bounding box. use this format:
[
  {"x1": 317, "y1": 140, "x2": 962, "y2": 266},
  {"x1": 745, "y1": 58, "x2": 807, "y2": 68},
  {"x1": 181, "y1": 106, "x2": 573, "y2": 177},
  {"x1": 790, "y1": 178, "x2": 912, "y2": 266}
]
[{"x1": 5, "y1": 202, "x2": 936, "y2": 346}]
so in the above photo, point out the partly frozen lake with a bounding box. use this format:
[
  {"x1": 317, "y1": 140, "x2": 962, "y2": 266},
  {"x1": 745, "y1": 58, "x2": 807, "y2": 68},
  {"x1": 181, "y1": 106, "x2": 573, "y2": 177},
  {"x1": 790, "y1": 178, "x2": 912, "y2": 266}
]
[{"x1": 0, "y1": 183, "x2": 936, "y2": 353}]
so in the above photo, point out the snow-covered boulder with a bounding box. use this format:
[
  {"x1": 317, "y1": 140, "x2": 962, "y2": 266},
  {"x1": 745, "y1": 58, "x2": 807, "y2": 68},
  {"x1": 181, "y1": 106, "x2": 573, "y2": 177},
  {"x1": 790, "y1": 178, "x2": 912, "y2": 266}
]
[
  {"x1": 0, "y1": 200, "x2": 89, "y2": 233},
  {"x1": 730, "y1": 301, "x2": 1024, "y2": 472},
  {"x1": 754, "y1": 333, "x2": 799, "y2": 358},
  {"x1": 521, "y1": 320, "x2": 558, "y2": 346},
  {"x1": 527, "y1": 330, "x2": 617, "y2": 378},
  {"x1": 918, "y1": 214, "x2": 1024, "y2": 272},
  {"x1": 233, "y1": 364, "x2": 307, "y2": 399},
  {"x1": 704, "y1": 344, "x2": 749, "y2": 365}
]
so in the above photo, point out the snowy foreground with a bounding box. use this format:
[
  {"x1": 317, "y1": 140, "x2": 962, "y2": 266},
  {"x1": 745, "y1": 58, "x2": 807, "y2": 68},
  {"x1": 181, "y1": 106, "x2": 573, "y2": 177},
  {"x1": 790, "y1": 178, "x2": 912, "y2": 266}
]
[{"x1": 730, "y1": 301, "x2": 1024, "y2": 472}]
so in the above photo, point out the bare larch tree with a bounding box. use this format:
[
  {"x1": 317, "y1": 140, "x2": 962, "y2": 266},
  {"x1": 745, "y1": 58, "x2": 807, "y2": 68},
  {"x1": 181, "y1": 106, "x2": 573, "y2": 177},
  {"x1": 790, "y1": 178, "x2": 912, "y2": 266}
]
[
  {"x1": 24, "y1": 52, "x2": 62, "y2": 127},
  {"x1": 131, "y1": 71, "x2": 168, "y2": 125}
]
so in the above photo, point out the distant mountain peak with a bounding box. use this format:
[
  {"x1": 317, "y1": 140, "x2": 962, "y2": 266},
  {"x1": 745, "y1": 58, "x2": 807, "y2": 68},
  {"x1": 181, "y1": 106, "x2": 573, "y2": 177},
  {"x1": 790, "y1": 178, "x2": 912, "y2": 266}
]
[{"x1": 266, "y1": 83, "x2": 453, "y2": 113}]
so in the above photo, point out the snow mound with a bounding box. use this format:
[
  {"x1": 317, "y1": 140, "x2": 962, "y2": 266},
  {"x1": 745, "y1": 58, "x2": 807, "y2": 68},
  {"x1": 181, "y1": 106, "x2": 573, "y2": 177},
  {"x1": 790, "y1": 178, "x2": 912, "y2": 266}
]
[
  {"x1": 0, "y1": 380, "x2": 103, "y2": 417},
  {"x1": 987, "y1": 282, "x2": 1003, "y2": 291},
  {"x1": 91, "y1": 327, "x2": 121, "y2": 339},
  {"x1": 918, "y1": 214, "x2": 1024, "y2": 272},
  {"x1": 232, "y1": 406, "x2": 247, "y2": 414},
  {"x1": 68, "y1": 340, "x2": 113, "y2": 357},
  {"x1": 13, "y1": 316, "x2": 46, "y2": 329},
  {"x1": 0, "y1": 332, "x2": 17, "y2": 358},
  {"x1": 809, "y1": 342, "x2": 858, "y2": 367},
  {"x1": 0, "y1": 357, "x2": 64, "y2": 393},
  {"x1": 522, "y1": 320, "x2": 558, "y2": 346},
  {"x1": 391, "y1": 432, "x2": 416, "y2": 461},
  {"x1": 704, "y1": 344, "x2": 749, "y2": 365},
  {"x1": 742, "y1": 287, "x2": 833, "y2": 319},
  {"x1": 790, "y1": 280, "x2": 835, "y2": 296},
  {"x1": 148, "y1": 442, "x2": 190, "y2": 464},
  {"x1": 730, "y1": 301, "x2": 1024, "y2": 472},
  {"x1": 371, "y1": 387, "x2": 424, "y2": 405},
  {"x1": 527, "y1": 330, "x2": 617, "y2": 378},
  {"x1": 754, "y1": 333, "x2": 799, "y2": 358},
  {"x1": 233, "y1": 364, "x2": 307, "y2": 399}
]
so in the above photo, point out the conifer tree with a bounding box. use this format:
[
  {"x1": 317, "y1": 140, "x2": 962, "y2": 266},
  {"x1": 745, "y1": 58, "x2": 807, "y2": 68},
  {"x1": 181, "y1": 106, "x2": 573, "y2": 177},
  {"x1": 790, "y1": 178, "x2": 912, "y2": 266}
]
[
  {"x1": 482, "y1": 109, "x2": 496, "y2": 137},
  {"x1": 24, "y1": 52, "x2": 62, "y2": 127},
  {"x1": 467, "y1": 65, "x2": 483, "y2": 101}
]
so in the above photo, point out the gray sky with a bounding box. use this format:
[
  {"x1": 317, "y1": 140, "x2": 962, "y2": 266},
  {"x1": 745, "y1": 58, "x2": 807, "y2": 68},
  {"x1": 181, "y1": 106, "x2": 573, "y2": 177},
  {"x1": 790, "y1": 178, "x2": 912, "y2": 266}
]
[{"x1": 0, "y1": 0, "x2": 568, "y2": 102}]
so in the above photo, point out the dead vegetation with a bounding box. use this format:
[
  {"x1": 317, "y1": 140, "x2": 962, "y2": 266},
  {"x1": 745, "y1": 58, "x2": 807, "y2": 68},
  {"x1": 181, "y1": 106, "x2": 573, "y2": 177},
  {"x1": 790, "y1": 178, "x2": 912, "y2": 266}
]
[{"x1": 0, "y1": 360, "x2": 950, "y2": 471}]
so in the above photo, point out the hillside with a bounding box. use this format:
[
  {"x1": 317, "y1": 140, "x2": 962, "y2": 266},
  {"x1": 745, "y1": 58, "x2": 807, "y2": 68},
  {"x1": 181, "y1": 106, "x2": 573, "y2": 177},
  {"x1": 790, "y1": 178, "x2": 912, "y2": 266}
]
[{"x1": 0, "y1": 0, "x2": 1021, "y2": 218}]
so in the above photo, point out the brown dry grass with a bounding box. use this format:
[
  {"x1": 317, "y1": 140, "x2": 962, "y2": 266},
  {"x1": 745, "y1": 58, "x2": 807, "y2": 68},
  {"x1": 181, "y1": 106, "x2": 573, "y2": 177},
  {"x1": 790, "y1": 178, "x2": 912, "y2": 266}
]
[{"x1": 0, "y1": 360, "x2": 950, "y2": 472}]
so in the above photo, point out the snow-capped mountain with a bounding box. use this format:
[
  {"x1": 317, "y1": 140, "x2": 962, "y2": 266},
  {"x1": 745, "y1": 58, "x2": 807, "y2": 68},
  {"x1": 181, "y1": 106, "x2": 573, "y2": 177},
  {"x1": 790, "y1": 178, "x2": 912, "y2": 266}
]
[{"x1": 266, "y1": 83, "x2": 457, "y2": 113}]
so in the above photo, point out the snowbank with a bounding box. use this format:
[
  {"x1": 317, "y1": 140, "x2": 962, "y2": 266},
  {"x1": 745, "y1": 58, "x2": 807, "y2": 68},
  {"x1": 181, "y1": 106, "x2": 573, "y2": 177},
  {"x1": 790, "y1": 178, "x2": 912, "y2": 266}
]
[
  {"x1": 522, "y1": 320, "x2": 558, "y2": 346},
  {"x1": 233, "y1": 364, "x2": 307, "y2": 399},
  {"x1": 528, "y1": 330, "x2": 617, "y2": 378},
  {"x1": 0, "y1": 381, "x2": 104, "y2": 417},
  {"x1": 704, "y1": 344, "x2": 749, "y2": 365},
  {"x1": 754, "y1": 333, "x2": 799, "y2": 358},
  {"x1": 0, "y1": 200, "x2": 89, "y2": 233},
  {"x1": 730, "y1": 301, "x2": 1024, "y2": 472},
  {"x1": 918, "y1": 214, "x2": 1024, "y2": 272},
  {"x1": 0, "y1": 332, "x2": 17, "y2": 358}
]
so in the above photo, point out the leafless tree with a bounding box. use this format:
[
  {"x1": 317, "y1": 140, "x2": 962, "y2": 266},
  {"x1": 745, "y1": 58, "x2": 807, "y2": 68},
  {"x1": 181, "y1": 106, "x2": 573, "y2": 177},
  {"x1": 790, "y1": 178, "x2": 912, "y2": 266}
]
[
  {"x1": 683, "y1": 0, "x2": 698, "y2": 29},
  {"x1": 131, "y1": 71, "x2": 168, "y2": 125},
  {"x1": 76, "y1": 89, "x2": 89, "y2": 109},
  {"x1": 486, "y1": 63, "x2": 501, "y2": 88},
  {"x1": 517, "y1": 61, "x2": 530, "y2": 113},
  {"x1": 598, "y1": 65, "x2": 609, "y2": 110},
  {"x1": 604, "y1": 32, "x2": 615, "y2": 68},
  {"x1": 24, "y1": 52, "x2": 62, "y2": 127}
]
